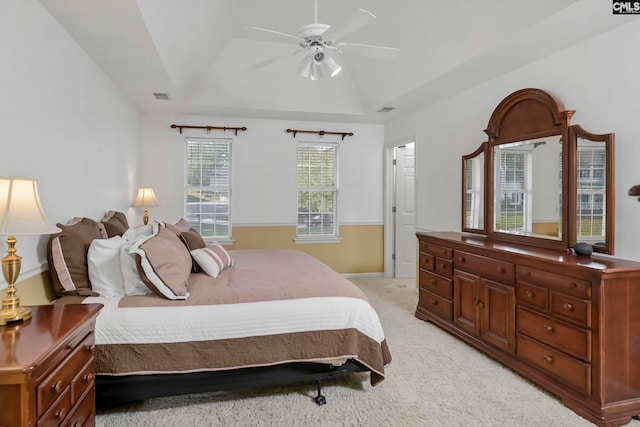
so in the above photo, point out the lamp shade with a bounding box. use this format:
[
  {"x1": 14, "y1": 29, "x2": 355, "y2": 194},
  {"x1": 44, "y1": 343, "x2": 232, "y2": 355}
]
[
  {"x1": 0, "y1": 177, "x2": 58, "y2": 236},
  {"x1": 130, "y1": 187, "x2": 159, "y2": 208}
]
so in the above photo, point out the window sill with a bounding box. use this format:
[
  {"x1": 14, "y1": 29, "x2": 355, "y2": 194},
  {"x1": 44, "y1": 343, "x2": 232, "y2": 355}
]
[
  {"x1": 204, "y1": 238, "x2": 235, "y2": 246},
  {"x1": 294, "y1": 236, "x2": 342, "y2": 244}
]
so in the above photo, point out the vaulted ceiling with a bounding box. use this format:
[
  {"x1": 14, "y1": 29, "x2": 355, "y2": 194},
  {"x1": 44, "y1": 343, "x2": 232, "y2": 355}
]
[{"x1": 38, "y1": 0, "x2": 630, "y2": 123}]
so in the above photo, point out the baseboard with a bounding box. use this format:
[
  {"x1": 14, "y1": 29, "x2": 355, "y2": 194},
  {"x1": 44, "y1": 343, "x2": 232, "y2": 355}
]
[{"x1": 342, "y1": 272, "x2": 384, "y2": 278}]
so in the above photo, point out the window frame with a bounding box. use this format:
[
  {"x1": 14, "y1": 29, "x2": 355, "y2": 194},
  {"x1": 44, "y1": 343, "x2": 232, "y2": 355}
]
[
  {"x1": 295, "y1": 141, "x2": 341, "y2": 244},
  {"x1": 184, "y1": 137, "x2": 233, "y2": 243}
]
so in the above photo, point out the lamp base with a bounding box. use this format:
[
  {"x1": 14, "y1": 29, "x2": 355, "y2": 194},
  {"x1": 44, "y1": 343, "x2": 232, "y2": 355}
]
[{"x1": 0, "y1": 302, "x2": 31, "y2": 326}]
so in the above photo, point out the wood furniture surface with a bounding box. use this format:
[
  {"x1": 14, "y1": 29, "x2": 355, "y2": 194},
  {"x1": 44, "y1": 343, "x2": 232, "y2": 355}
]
[
  {"x1": 0, "y1": 303, "x2": 102, "y2": 427},
  {"x1": 416, "y1": 231, "x2": 640, "y2": 427}
]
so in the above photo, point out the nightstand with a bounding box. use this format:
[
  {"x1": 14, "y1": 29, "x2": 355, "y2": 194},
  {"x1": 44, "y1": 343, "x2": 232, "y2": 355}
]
[{"x1": 0, "y1": 303, "x2": 102, "y2": 427}]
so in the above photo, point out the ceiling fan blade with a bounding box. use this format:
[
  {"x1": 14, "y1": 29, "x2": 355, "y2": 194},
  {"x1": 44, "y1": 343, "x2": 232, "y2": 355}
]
[
  {"x1": 245, "y1": 26, "x2": 304, "y2": 43},
  {"x1": 246, "y1": 49, "x2": 304, "y2": 71},
  {"x1": 336, "y1": 42, "x2": 400, "y2": 60},
  {"x1": 322, "y1": 9, "x2": 376, "y2": 43}
]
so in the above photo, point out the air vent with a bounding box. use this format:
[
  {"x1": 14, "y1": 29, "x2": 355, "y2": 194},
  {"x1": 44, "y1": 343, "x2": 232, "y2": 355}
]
[
  {"x1": 153, "y1": 92, "x2": 170, "y2": 100},
  {"x1": 377, "y1": 106, "x2": 396, "y2": 113}
]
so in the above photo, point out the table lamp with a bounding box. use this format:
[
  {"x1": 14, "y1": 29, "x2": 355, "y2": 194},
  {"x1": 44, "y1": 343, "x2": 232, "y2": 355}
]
[
  {"x1": 0, "y1": 177, "x2": 59, "y2": 325},
  {"x1": 130, "y1": 187, "x2": 159, "y2": 225}
]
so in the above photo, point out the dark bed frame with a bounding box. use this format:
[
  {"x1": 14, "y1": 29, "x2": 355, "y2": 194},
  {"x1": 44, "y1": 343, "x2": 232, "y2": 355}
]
[{"x1": 96, "y1": 359, "x2": 369, "y2": 407}]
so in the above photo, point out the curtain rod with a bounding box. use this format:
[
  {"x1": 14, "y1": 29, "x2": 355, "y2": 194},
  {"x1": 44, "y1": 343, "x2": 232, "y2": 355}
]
[
  {"x1": 286, "y1": 128, "x2": 353, "y2": 141},
  {"x1": 171, "y1": 124, "x2": 247, "y2": 135}
]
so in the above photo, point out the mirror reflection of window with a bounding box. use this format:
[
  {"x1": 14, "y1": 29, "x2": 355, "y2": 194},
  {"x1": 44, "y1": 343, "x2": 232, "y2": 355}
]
[
  {"x1": 465, "y1": 153, "x2": 484, "y2": 229},
  {"x1": 494, "y1": 148, "x2": 532, "y2": 234},
  {"x1": 576, "y1": 139, "x2": 606, "y2": 246}
]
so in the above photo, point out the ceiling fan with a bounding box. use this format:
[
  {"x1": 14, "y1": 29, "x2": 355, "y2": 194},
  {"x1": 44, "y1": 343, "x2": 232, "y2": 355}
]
[{"x1": 246, "y1": 0, "x2": 399, "y2": 80}]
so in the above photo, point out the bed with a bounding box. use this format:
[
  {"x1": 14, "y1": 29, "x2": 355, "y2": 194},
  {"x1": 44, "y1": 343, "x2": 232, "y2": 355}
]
[{"x1": 49, "y1": 213, "x2": 391, "y2": 405}]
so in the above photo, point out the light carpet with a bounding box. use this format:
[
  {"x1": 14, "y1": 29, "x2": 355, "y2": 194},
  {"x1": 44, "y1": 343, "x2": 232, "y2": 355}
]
[{"x1": 96, "y1": 277, "x2": 640, "y2": 427}]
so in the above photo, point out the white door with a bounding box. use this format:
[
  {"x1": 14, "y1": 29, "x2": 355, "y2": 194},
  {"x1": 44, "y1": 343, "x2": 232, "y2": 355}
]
[{"x1": 394, "y1": 143, "x2": 416, "y2": 278}]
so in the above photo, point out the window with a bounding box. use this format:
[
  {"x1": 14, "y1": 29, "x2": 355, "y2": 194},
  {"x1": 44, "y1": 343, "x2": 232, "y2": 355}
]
[
  {"x1": 296, "y1": 142, "x2": 338, "y2": 240},
  {"x1": 576, "y1": 145, "x2": 606, "y2": 244},
  {"x1": 184, "y1": 138, "x2": 231, "y2": 240},
  {"x1": 495, "y1": 150, "x2": 532, "y2": 234}
]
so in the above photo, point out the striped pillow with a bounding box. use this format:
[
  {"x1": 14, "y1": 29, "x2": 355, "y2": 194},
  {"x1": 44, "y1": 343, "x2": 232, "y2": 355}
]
[{"x1": 190, "y1": 243, "x2": 235, "y2": 278}]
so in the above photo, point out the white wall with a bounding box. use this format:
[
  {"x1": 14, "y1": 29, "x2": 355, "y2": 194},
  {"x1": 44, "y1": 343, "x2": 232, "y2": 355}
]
[
  {"x1": 385, "y1": 19, "x2": 640, "y2": 261},
  {"x1": 139, "y1": 113, "x2": 384, "y2": 228},
  {"x1": 0, "y1": 0, "x2": 140, "y2": 285}
]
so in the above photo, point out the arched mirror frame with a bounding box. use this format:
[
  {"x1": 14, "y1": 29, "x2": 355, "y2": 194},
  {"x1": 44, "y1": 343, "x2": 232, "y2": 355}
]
[{"x1": 461, "y1": 88, "x2": 615, "y2": 254}]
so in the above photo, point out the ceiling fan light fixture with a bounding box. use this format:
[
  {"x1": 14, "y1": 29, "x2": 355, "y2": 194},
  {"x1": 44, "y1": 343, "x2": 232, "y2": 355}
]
[
  {"x1": 325, "y1": 56, "x2": 342, "y2": 77},
  {"x1": 310, "y1": 63, "x2": 323, "y2": 81},
  {"x1": 297, "y1": 55, "x2": 313, "y2": 78}
]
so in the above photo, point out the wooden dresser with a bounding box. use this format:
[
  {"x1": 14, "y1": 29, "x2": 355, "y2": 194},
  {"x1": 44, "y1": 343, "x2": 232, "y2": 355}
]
[
  {"x1": 416, "y1": 231, "x2": 640, "y2": 427},
  {"x1": 0, "y1": 303, "x2": 102, "y2": 427}
]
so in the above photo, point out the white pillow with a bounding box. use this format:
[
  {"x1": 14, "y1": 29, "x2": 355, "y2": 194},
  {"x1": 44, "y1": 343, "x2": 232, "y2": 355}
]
[
  {"x1": 120, "y1": 228, "x2": 152, "y2": 296},
  {"x1": 190, "y1": 243, "x2": 235, "y2": 278},
  {"x1": 87, "y1": 236, "x2": 126, "y2": 297}
]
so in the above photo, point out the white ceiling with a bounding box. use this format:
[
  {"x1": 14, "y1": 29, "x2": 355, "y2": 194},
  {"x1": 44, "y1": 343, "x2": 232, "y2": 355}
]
[{"x1": 38, "y1": 0, "x2": 634, "y2": 124}]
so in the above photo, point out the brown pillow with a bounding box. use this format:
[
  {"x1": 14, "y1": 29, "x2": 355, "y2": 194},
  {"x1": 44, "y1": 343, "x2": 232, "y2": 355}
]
[
  {"x1": 101, "y1": 210, "x2": 129, "y2": 237},
  {"x1": 131, "y1": 227, "x2": 191, "y2": 300},
  {"x1": 48, "y1": 217, "x2": 105, "y2": 297},
  {"x1": 180, "y1": 229, "x2": 206, "y2": 272},
  {"x1": 164, "y1": 218, "x2": 192, "y2": 235}
]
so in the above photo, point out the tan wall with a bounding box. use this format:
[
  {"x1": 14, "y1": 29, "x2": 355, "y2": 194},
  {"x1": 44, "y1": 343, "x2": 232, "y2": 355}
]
[
  {"x1": 14, "y1": 272, "x2": 56, "y2": 305},
  {"x1": 228, "y1": 224, "x2": 384, "y2": 274},
  {"x1": 10, "y1": 224, "x2": 383, "y2": 304}
]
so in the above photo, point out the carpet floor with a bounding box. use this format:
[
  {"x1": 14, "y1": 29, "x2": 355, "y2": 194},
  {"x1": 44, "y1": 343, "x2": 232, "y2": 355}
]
[{"x1": 95, "y1": 277, "x2": 640, "y2": 427}]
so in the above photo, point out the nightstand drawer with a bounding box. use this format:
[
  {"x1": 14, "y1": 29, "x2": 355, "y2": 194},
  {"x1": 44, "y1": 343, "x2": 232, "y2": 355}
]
[
  {"x1": 434, "y1": 258, "x2": 453, "y2": 279},
  {"x1": 420, "y1": 269, "x2": 452, "y2": 299},
  {"x1": 37, "y1": 386, "x2": 71, "y2": 427},
  {"x1": 72, "y1": 359, "x2": 96, "y2": 403},
  {"x1": 419, "y1": 289, "x2": 452, "y2": 321},
  {"x1": 37, "y1": 333, "x2": 95, "y2": 416},
  {"x1": 517, "y1": 334, "x2": 591, "y2": 395},
  {"x1": 517, "y1": 307, "x2": 591, "y2": 361},
  {"x1": 67, "y1": 385, "x2": 95, "y2": 427}
]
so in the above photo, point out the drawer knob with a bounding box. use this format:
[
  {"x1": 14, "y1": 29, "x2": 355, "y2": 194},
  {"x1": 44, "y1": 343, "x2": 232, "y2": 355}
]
[
  {"x1": 430, "y1": 279, "x2": 437, "y2": 285},
  {"x1": 497, "y1": 267, "x2": 506, "y2": 273},
  {"x1": 543, "y1": 355, "x2": 553, "y2": 364},
  {"x1": 440, "y1": 263, "x2": 446, "y2": 268},
  {"x1": 66, "y1": 343, "x2": 73, "y2": 350},
  {"x1": 84, "y1": 373, "x2": 95, "y2": 383},
  {"x1": 86, "y1": 344, "x2": 96, "y2": 353},
  {"x1": 459, "y1": 257, "x2": 466, "y2": 262},
  {"x1": 51, "y1": 380, "x2": 62, "y2": 393},
  {"x1": 543, "y1": 324, "x2": 554, "y2": 333},
  {"x1": 431, "y1": 300, "x2": 438, "y2": 306},
  {"x1": 525, "y1": 290, "x2": 534, "y2": 298},
  {"x1": 563, "y1": 303, "x2": 574, "y2": 311},
  {"x1": 570, "y1": 282, "x2": 577, "y2": 288},
  {"x1": 55, "y1": 408, "x2": 66, "y2": 420},
  {"x1": 475, "y1": 300, "x2": 485, "y2": 308}
]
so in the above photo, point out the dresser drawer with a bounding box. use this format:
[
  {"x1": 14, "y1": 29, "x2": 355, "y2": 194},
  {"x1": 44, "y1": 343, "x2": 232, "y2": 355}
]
[
  {"x1": 419, "y1": 240, "x2": 453, "y2": 260},
  {"x1": 517, "y1": 307, "x2": 591, "y2": 361},
  {"x1": 434, "y1": 258, "x2": 453, "y2": 279},
  {"x1": 517, "y1": 334, "x2": 591, "y2": 395},
  {"x1": 418, "y1": 289, "x2": 452, "y2": 321},
  {"x1": 419, "y1": 253, "x2": 435, "y2": 272},
  {"x1": 37, "y1": 333, "x2": 95, "y2": 416},
  {"x1": 516, "y1": 282, "x2": 548, "y2": 311},
  {"x1": 420, "y1": 269, "x2": 452, "y2": 299},
  {"x1": 454, "y1": 251, "x2": 514, "y2": 285},
  {"x1": 517, "y1": 266, "x2": 590, "y2": 298},
  {"x1": 550, "y1": 292, "x2": 591, "y2": 327}
]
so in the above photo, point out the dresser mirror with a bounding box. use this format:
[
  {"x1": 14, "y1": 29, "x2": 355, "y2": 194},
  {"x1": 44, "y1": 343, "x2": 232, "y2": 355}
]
[
  {"x1": 462, "y1": 145, "x2": 486, "y2": 233},
  {"x1": 461, "y1": 88, "x2": 615, "y2": 254}
]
